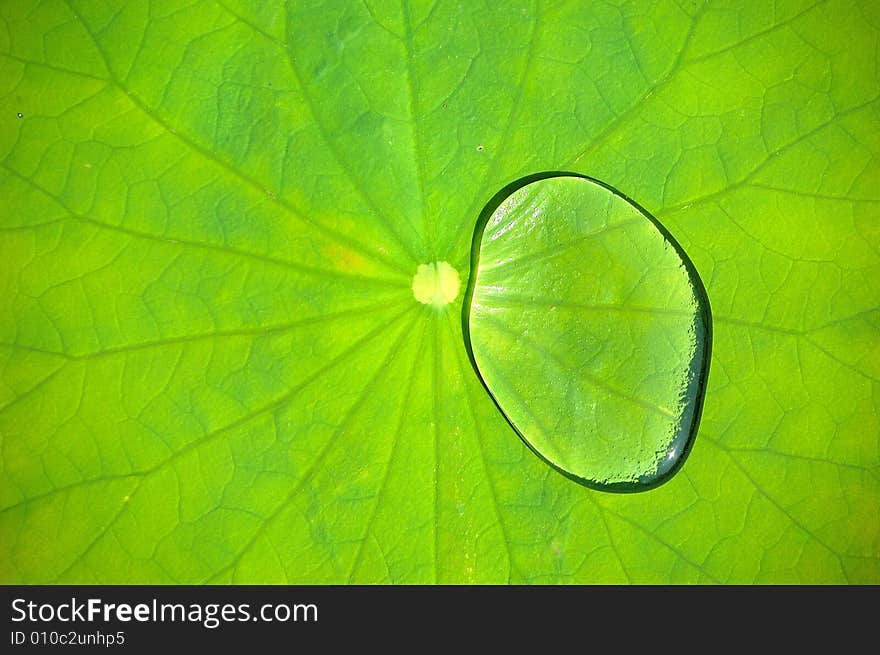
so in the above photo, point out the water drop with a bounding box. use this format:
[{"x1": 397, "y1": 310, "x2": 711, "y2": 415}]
[{"x1": 463, "y1": 173, "x2": 711, "y2": 491}]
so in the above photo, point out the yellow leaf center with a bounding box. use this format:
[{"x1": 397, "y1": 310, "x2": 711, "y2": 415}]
[{"x1": 411, "y1": 261, "x2": 460, "y2": 307}]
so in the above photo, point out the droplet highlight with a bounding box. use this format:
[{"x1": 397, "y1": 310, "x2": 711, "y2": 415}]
[{"x1": 463, "y1": 174, "x2": 711, "y2": 491}]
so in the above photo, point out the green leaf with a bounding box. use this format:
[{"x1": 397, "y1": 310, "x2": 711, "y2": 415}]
[
  {"x1": 1, "y1": 0, "x2": 877, "y2": 583},
  {"x1": 465, "y1": 174, "x2": 711, "y2": 490}
]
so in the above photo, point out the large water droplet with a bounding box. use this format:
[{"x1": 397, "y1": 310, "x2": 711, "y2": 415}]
[{"x1": 463, "y1": 174, "x2": 711, "y2": 491}]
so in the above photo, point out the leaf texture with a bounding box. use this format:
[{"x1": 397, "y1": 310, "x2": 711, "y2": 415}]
[{"x1": 0, "y1": 0, "x2": 877, "y2": 583}]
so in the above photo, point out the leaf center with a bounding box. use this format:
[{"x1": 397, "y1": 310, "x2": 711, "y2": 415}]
[{"x1": 412, "y1": 261, "x2": 460, "y2": 307}]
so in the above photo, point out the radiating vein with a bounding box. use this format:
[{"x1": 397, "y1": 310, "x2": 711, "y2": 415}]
[
  {"x1": 476, "y1": 216, "x2": 642, "y2": 277},
  {"x1": 592, "y1": 499, "x2": 632, "y2": 583},
  {"x1": 657, "y1": 95, "x2": 880, "y2": 217},
  {"x1": 448, "y1": 0, "x2": 541, "y2": 264},
  {"x1": 446, "y1": 314, "x2": 514, "y2": 583},
  {"x1": 220, "y1": 311, "x2": 421, "y2": 582},
  {"x1": 281, "y1": 1, "x2": 423, "y2": 264},
  {"x1": 430, "y1": 315, "x2": 442, "y2": 582},
  {"x1": 684, "y1": 0, "x2": 832, "y2": 66},
  {"x1": 401, "y1": 0, "x2": 431, "y2": 258},
  {"x1": 207, "y1": 3, "x2": 419, "y2": 263},
  {"x1": 481, "y1": 312, "x2": 678, "y2": 420},
  {"x1": 567, "y1": 2, "x2": 710, "y2": 169},
  {"x1": 347, "y1": 318, "x2": 429, "y2": 583},
  {"x1": 478, "y1": 294, "x2": 694, "y2": 320},
  {"x1": 51, "y1": 476, "x2": 144, "y2": 582},
  {"x1": 0, "y1": 365, "x2": 67, "y2": 414},
  {"x1": 33, "y1": 306, "x2": 416, "y2": 578},
  {"x1": 2, "y1": 160, "x2": 408, "y2": 289},
  {"x1": 59, "y1": 0, "x2": 411, "y2": 276},
  {"x1": 468, "y1": 333, "x2": 567, "y2": 466},
  {"x1": 0, "y1": 299, "x2": 407, "y2": 362},
  {"x1": 704, "y1": 435, "x2": 850, "y2": 582},
  {"x1": 0, "y1": 472, "x2": 141, "y2": 515},
  {"x1": 595, "y1": 500, "x2": 723, "y2": 583}
]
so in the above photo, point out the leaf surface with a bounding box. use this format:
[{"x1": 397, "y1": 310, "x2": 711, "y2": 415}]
[{"x1": 0, "y1": 0, "x2": 877, "y2": 583}]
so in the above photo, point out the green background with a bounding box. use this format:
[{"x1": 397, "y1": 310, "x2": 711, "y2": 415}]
[{"x1": 1, "y1": 0, "x2": 877, "y2": 583}]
